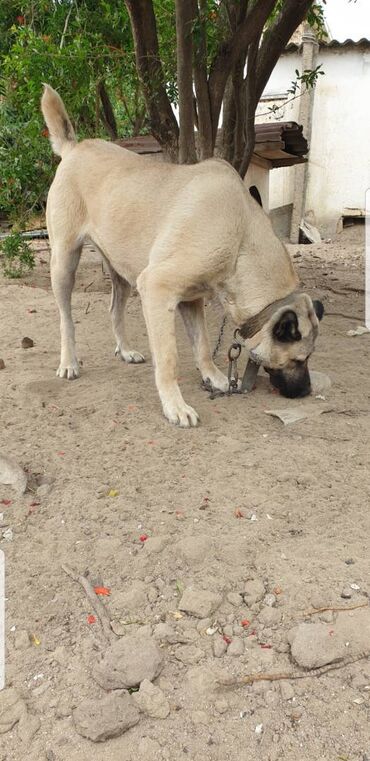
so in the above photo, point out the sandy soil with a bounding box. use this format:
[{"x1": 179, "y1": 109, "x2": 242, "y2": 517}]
[{"x1": 0, "y1": 225, "x2": 369, "y2": 761}]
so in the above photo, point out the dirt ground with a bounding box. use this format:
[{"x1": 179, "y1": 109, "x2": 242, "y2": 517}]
[{"x1": 0, "y1": 225, "x2": 369, "y2": 761}]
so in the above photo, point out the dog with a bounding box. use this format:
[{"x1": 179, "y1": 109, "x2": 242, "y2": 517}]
[{"x1": 41, "y1": 84, "x2": 323, "y2": 427}]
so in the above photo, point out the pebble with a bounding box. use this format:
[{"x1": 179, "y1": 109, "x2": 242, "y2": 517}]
[
  {"x1": 133, "y1": 679, "x2": 170, "y2": 719},
  {"x1": 341, "y1": 588, "x2": 352, "y2": 599},
  {"x1": 36, "y1": 483, "x2": 52, "y2": 498},
  {"x1": 213, "y1": 636, "x2": 227, "y2": 658},
  {"x1": 93, "y1": 635, "x2": 163, "y2": 689},
  {"x1": 227, "y1": 592, "x2": 243, "y2": 606},
  {"x1": 0, "y1": 689, "x2": 27, "y2": 734},
  {"x1": 191, "y1": 710, "x2": 208, "y2": 725},
  {"x1": 21, "y1": 337, "x2": 34, "y2": 349},
  {"x1": 227, "y1": 637, "x2": 244, "y2": 656},
  {"x1": 244, "y1": 579, "x2": 265, "y2": 605},
  {"x1": 215, "y1": 698, "x2": 228, "y2": 714},
  {"x1": 14, "y1": 629, "x2": 30, "y2": 650},
  {"x1": 175, "y1": 645, "x2": 204, "y2": 665},
  {"x1": 0, "y1": 359, "x2": 5, "y2": 370},
  {"x1": 143, "y1": 536, "x2": 167, "y2": 555},
  {"x1": 263, "y1": 594, "x2": 277, "y2": 607},
  {"x1": 176, "y1": 537, "x2": 210, "y2": 564},
  {"x1": 223, "y1": 625, "x2": 233, "y2": 638},
  {"x1": 179, "y1": 588, "x2": 222, "y2": 618},
  {"x1": 259, "y1": 607, "x2": 281, "y2": 626},
  {"x1": 73, "y1": 693, "x2": 140, "y2": 742}
]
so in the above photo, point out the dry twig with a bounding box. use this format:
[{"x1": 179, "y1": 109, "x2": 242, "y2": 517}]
[
  {"x1": 218, "y1": 654, "x2": 370, "y2": 688},
  {"x1": 304, "y1": 602, "x2": 368, "y2": 616},
  {"x1": 62, "y1": 564, "x2": 116, "y2": 643}
]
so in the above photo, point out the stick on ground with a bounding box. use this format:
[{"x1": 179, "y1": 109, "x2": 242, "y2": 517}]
[{"x1": 62, "y1": 564, "x2": 116, "y2": 643}]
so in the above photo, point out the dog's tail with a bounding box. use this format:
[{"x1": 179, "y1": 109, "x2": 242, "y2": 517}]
[{"x1": 41, "y1": 84, "x2": 76, "y2": 158}]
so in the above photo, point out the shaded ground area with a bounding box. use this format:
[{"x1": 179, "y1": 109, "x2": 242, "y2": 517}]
[{"x1": 0, "y1": 226, "x2": 369, "y2": 761}]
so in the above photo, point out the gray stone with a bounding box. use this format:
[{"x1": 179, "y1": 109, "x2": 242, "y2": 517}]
[
  {"x1": 176, "y1": 537, "x2": 210, "y2": 564},
  {"x1": 133, "y1": 679, "x2": 170, "y2": 719},
  {"x1": 227, "y1": 592, "x2": 243, "y2": 606},
  {"x1": 175, "y1": 645, "x2": 204, "y2": 665},
  {"x1": 93, "y1": 635, "x2": 163, "y2": 689},
  {"x1": 341, "y1": 588, "x2": 352, "y2": 599},
  {"x1": 227, "y1": 638, "x2": 244, "y2": 656},
  {"x1": 289, "y1": 611, "x2": 370, "y2": 669},
  {"x1": 213, "y1": 636, "x2": 227, "y2": 658},
  {"x1": 73, "y1": 693, "x2": 140, "y2": 742},
  {"x1": 263, "y1": 594, "x2": 277, "y2": 607},
  {"x1": 259, "y1": 607, "x2": 282, "y2": 626},
  {"x1": 14, "y1": 629, "x2": 30, "y2": 650},
  {"x1": 179, "y1": 588, "x2": 222, "y2": 618},
  {"x1": 244, "y1": 579, "x2": 265, "y2": 605},
  {"x1": 18, "y1": 714, "x2": 40, "y2": 743},
  {"x1": 36, "y1": 483, "x2": 52, "y2": 498},
  {"x1": 21, "y1": 337, "x2": 34, "y2": 349},
  {"x1": 0, "y1": 688, "x2": 27, "y2": 734},
  {"x1": 144, "y1": 536, "x2": 167, "y2": 555}
]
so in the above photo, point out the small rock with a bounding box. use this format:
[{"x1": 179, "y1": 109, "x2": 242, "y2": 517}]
[
  {"x1": 14, "y1": 630, "x2": 30, "y2": 650},
  {"x1": 280, "y1": 682, "x2": 294, "y2": 701},
  {"x1": 215, "y1": 698, "x2": 228, "y2": 714},
  {"x1": 21, "y1": 337, "x2": 34, "y2": 349},
  {"x1": 176, "y1": 537, "x2": 210, "y2": 564},
  {"x1": 0, "y1": 688, "x2": 27, "y2": 734},
  {"x1": 143, "y1": 536, "x2": 167, "y2": 555},
  {"x1": 179, "y1": 588, "x2": 222, "y2": 618},
  {"x1": 18, "y1": 713, "x2": 40, "y2": 743},
  {"x1": 2, "y1": 527, "x2": 13, "y2": 542},
  {"x1": 259, "y1": 607, "x2": 281, "y2": 626},
  {"x1": 227, "y1": 592, "x2": 242, "y2": 606},
  {"x1": 36, "y1": 483, "x2": 52, "y2": 498},
  {"x1": 93, "y1": 635, "x2": 163, "y2": 689},
  {"x1": 133, "y1": 679, "x2": 170, "y2": 719},
  {"x1": 244, "y1": 579, "x2": 265, "y2": 605},
  {"x1": 341, "y1": 588, "x2": 352, "y2": 599},
  {"x1": 223, "y1": 625, "x2": 233, "y2": 638},
  {"x1": 289, "y1": 623, "x2": 345, "y2": 669},
  {"x1": 255, "y1": 723, "x2": 264, "y2": 735},
  {"x1": 227, "y1": 638, "x2": 244, "y2": 656},
  {"x1": 55, "y1": 695, "x2": 73, "y2": 718},
  {"x1": 0, "y1": 360, "x2": 5, "y2": 370},
  {"x1": 213, "y1": 636, "x2": 227, "y2": 658},
  {"x1": 191, "y1": 710, "x2": 208, "y2": 725},
  {"x1": 73, "y1": 693, "x2": 140, "y2": 742},
  {"x1": 175, "y1": 645, "x2": 204, "y2": 665},
  {"x1": 263, "y1": 594, "x2": 276, "y2": 607},
  {"x1": 0, "y1": 454, "x2": 27, "y2": 495}
]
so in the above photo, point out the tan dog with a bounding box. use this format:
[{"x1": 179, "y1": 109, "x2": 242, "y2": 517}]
[{"x1": 41, "y1": 85, "x2": 323, "y2": 427}]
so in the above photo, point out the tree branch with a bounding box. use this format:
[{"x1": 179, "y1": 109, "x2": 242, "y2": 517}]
[
  {"x1": 176, "y1": 0, "x2": 197, "y2": 163},
  {"x1": 239, "y1": 37, "x2": 259, "y2": 177},
  {"x1": 192, "y1": 0, "x2": 213, "y2": 160},
  {"x1": 255, "y1": 0, "x2": 314, "y2": 101},
  {"x1": 97, "y1": 80, "x2": 118, "y2": 140},
  {"x1": 208, "y1": 0, "x2": 277, "y2": 143},
  {"x1": 124, "y1": 0, "x2": 179, "y2": 159}
]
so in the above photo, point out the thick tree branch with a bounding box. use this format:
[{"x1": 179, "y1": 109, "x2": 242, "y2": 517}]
[
  {"x1": 176, "y1": 0, "x2": 197, "y2": 163},
  {"x1": 255, "y1": 0, "x2": 314, "y2": 101},
  {"x1": 97, "y1": 80, "x2": 118, "y2": 140},
  {"x1": 125, "y1": 0, "x2": 179, "y2": 159},
  {"x1": 239, "y1": 38, "x2": 259, "y2": 177},
  {"x1": 208, "y1": 0, "x2": 277, "y2": 143},
  {"x1": 192, "y1": 0, "x2": 213, "y2": 160}
]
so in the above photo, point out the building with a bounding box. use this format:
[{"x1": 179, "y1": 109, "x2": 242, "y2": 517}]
[{"x1": 257, "y1": 33, "x2": 370, "y2": 239}]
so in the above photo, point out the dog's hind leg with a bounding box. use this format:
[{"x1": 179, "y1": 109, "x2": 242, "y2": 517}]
[
  {"x1": 107, "y1": 264, "x2": 145, "y2": 364},
  {"x1": 50, "y1": 243, "x2": 82, "y2": 379},
  {"x1": 178, "y1": 299, "x2": 229, "y2": 392}
]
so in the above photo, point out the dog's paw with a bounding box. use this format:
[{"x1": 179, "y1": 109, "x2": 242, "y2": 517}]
[
  {"x1": 115, "y1": 346, "x2": 145, "y2": 364},
  {"x1": 57, "y1": 361, "x2": 80, "y2": 380},
  {"x1": 202, "y1": 367, "x2": 229, "y2": 393},
  {"x1": 162, "y1": 399, "x2": 200, "y2": 428}
]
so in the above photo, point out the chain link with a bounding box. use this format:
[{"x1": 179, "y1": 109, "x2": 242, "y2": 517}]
[{"x1": 212, "y1": 315, "x2": 228, "y2": 360}]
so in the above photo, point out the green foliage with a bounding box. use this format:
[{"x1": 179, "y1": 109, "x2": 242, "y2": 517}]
[
  {"x1": 0, "y1": 0, "x2": 144, "y2": 223},
  {"x1": 0, "y1": 232, "x2": 35, "y2": 278}
]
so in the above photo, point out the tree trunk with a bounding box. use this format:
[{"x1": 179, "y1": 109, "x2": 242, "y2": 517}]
[
  {"x1": 219, "y1": 75, "x2": 236, "y2": 163},
  {"x1": 97, "y1": 80, "x2": 118, "y2": 140},
  {"x1": 124, "y1": 0, "x2": 179, "y2": 160},
  {"x1": 239, "y1": 39, "x2": 259, "y2": 178},
  {"x1": 192, "y1": 0, "x2": 213, "y2": 160},
  {"x1": 176, "y1": 0, "x2": 197, "y2": 163}
]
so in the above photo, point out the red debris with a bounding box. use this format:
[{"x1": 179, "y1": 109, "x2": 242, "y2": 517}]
[
  {"x1": 87, "y1": 615, "x2": 96, "y2": 624},
  {"x1": 139, "y1": 534, "x2": 148, "y2": 542}
]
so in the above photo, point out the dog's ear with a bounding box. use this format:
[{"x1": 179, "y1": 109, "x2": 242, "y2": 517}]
[
  {"x1": 273, "y1": 309, "x2": 301, "y2": 343},
  {"x1": 313, "y1": 299, "x2": 324, "y2": 321}
]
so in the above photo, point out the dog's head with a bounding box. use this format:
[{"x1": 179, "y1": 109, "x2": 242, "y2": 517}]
[{"x1": 240, "y1": 294, "x2": 324, "y2": 398}]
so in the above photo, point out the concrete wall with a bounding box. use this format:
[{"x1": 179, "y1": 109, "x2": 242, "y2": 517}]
[
  {"x1": 244, "y1": 161, "x2": 270, "y2": 209},
  {"x1": 258, "y1": 45, "x2": 370, "y2": 235}
]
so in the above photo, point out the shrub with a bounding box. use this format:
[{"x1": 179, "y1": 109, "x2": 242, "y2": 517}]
[{"x1": 0, "y1": 231, "x2": 35, "y2": 278}]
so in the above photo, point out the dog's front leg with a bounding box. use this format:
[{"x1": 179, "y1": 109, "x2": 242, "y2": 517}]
[
  {"x1": 178, "y1": 299, "x2": 228, "y2": 392},
  {"x1": 137, "y1": 269, "x2": 199, "y2": 428}
]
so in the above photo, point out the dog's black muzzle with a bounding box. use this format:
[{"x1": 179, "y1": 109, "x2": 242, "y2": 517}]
[{"x1": 265, "y1": 364, "x2": 311, "y2": 399}]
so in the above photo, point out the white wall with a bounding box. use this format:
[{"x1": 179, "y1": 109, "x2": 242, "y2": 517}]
[
  {"x1": 258, "y1": 45, "x2": 370, "y2": 233},
  {"x1": 244, "y1": 161, "x2": 269, "y2": 209}
]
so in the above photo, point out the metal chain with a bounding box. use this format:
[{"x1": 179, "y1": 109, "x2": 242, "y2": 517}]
[{"x1": 212, "y1": 315, "x2": 228, "y2": 360}]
